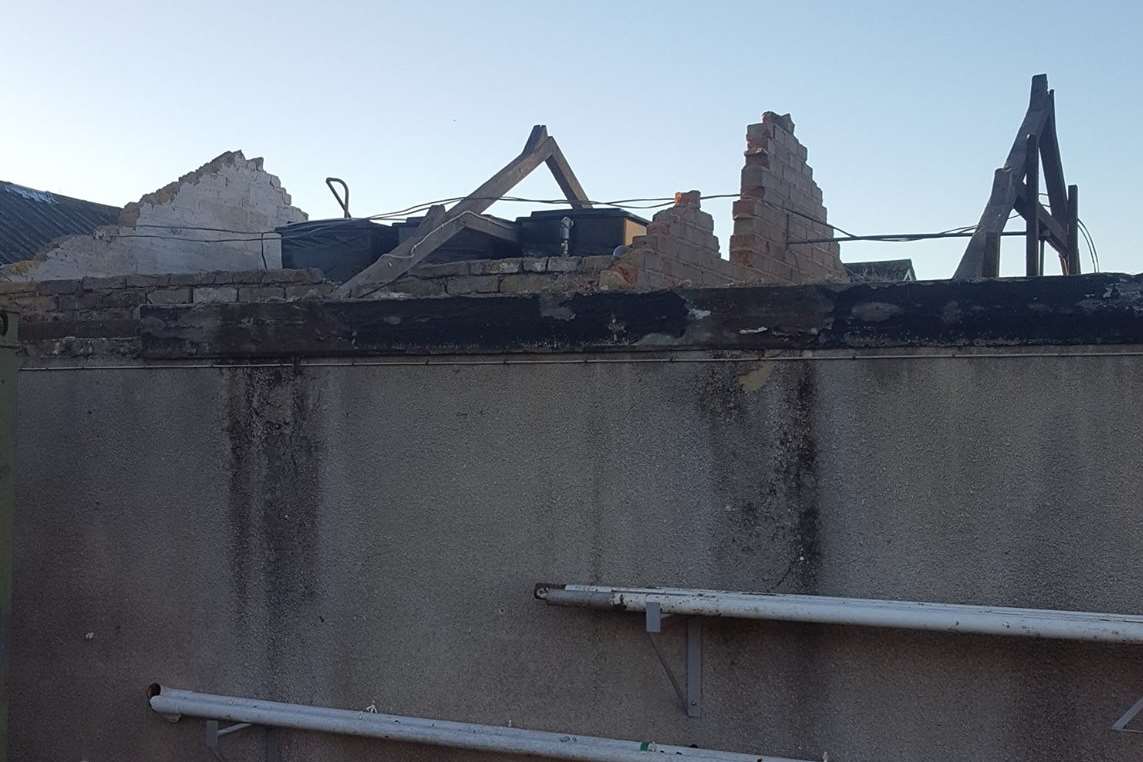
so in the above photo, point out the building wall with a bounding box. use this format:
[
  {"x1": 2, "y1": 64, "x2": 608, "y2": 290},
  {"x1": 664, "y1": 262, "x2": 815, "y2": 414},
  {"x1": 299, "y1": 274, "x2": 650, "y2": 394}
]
[
  {"x1": 0, "y1": 152, "x2": 306, "y2": 281},
  {"x1": 601, "y1": 191, "x2": 768, "y2": 290},
  {"x1": 730, "y1": 112, "x2": 847, "y2": 284},
  {"x1": 10, "y1": 342, "x2": 1143, "y2": 761}
]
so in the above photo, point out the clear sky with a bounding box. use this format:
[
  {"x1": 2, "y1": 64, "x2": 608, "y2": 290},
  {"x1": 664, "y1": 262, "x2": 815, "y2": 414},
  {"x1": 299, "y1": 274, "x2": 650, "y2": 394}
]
[{"x1": 3, "y1": 0, "x2": 1140, "y2": 279}]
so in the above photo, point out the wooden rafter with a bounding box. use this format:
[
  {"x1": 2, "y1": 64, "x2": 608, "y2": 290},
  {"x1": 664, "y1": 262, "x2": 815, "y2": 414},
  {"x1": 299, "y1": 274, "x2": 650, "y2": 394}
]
[
  {"x1": 953, "y1": 74, "x2": 1081, "y2": 279},
  {"x1": 338, "y1": 125, "x2": 591, "y2": 297}
]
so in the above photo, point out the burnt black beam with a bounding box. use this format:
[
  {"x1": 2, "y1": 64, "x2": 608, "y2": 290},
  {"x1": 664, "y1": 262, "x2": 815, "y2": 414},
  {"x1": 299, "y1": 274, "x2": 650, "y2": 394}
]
[
  {"x1": 1067, "y1": 185, "x2": 1080, "y2": 275},
  {"x1": 955, "y1": 75, "x2": 1053, "y2": 279},
  {"x1": 1025, "y1": 132, "x2": 1041, "y2": 276},
  {"x1": 140, "y1": 274, "x2": 1143, "y2": 360},
  {"x1": 1040, "y1": 91, "x2": 1069, "y2": 219}
]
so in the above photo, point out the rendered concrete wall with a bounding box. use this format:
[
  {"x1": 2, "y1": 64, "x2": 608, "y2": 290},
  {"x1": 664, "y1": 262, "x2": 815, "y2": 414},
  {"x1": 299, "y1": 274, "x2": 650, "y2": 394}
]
[
  {"x1": 10, "y1": 346, "x2": 1143, "y2": 761},
  {"x1": 2, "y1": 152, "x2": 306, "y2": 280}
]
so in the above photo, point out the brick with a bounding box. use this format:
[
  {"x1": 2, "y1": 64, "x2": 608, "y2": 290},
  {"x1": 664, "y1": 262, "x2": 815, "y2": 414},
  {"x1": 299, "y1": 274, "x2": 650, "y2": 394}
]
[
  {"x1": 499, "y1": 273, "x2": 554, "y2": 293},
  {"x1": 193, "y1": 286, "x2": 238, "y2": 303},
  {"x1": 124, "y1": 274, "x2": 166, "y2": 288},
  {"x1": 259, "y1": 269, "x2": 317, "y2": 284},
  {"x1": 214, "y1": 270, "x2": 266, "y2": 285},
  {"x1": 674, "y1": 190, "x2": 701, "y2": 208},
  {"x1": 578, "y1": 255, "x2": 616, "y2": 271},
  {"x1": 36, "y1": 278, "x2": 82, "y2": 294},
  {"x1": 445, "y1": 275, "x2": 499, "y2": 295},
  {"x1": 82, "y1": 275, "x2": 127, "y2": 291},
  {"x1": 99, "y1": 289, "x2": 146, "y2": 308},
  {"x1": 746, "y1": 122, "x2": 773, "y2": 143},
  {"x1": 238, "y1": 285, "x2": 286, "y2": 302},
  {"x1": 471, "y1": 258, "x2": 522, "y2": 275},
  {"x1": 545, "y1": 256, "x2": 582, "y2": 272},
  {"x1": 168, "y1": 272, "x2": 216, "y2": 287},
  {"x1": 732, "y1": 199, "x2": 764, "y2": 220},
  {"x1": 413, "y1": 261, "x2": 471, "y2": 278},
  {"x1": 740, "y1": 165, "x2": 770, "y2": 193},
  {"x1": 387, "y1": 277, "x2": 446, "y2": 298},
  {"x1": 75, "y1": 307, "x2": 137, "y2": 322},
  {"x1": 0, "y1": 282, "x2": 36, "y2": 296},
  {"x1": 521, "y1": 257, "x2": 547, "y2": 273},
  {"x1": 285, "y1": 283, "x2": 336, "y2": 300},
  {"x1": 147, "y1": 288, "x2": 193, "y2": 305}
]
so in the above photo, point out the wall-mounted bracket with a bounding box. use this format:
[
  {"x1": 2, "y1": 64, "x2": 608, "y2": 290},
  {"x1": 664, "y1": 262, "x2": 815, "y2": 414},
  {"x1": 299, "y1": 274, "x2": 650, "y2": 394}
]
[
  {"x1": 1112, "y1": 696, "x2": 1143, "y2": 735},
  {"x1": 643, "y1": 601, "x2": 702, "y2": 718},
  {"x1": 203, "y1": 719, "x2": 279, "y2": 761}
]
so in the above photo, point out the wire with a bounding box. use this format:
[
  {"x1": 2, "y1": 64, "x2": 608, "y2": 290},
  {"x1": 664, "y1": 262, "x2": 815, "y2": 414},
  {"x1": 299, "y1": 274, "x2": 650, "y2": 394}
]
[
  {"x1": 112, "y1": 233, "x2": 274, "y2": 244},
  {"x1": 103, "y1": 191, "x2": 1044, "y2": 259},
  {"x1": 762, "y1": 200, "x2": 859, "y2": 238},
  {"x1": 133, "y1": 223, "x2": 276, "y2": 235},
  {"x1": 1077, "y1": 219, "x2": 1099, "y2": 272}
]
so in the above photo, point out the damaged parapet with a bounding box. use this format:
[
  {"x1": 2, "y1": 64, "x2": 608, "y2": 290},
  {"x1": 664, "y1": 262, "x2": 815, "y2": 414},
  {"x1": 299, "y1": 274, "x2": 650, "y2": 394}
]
[
  {"x1": 1, "y1": 151, "x2": 307, "y2": 281},
  {"x1": 730, "y1": 112, "x2": 847, "y2": 284},
  {"x1": 601, "y1": 191, "x2": 762, "y2": 290}
]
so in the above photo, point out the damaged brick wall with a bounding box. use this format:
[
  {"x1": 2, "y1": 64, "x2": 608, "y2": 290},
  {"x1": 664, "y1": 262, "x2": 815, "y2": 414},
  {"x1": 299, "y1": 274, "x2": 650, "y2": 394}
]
[
  {"x1": 386, "y1": 255, "x2": 617, "y2": 298},
  {"x1": 600, "y1": 192, "x2": 766, "y2": 290},
  {"x1": 730, "y1": 112, "x2": 847, "y2": 284},
  {"x1": 1, "y1": 151, "x2": 307, "y2": 281}
]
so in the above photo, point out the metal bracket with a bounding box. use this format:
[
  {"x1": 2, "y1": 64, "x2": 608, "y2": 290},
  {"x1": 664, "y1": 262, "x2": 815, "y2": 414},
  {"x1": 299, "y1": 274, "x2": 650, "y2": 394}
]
[
  {"x1": 204, "y1": 719, "x2": 280, "y2": 761},
  {"x1": 1112, "y1": 696, "x2": 1143, "y2": 734},
  {"x1": 644, "y1": 602, "x2": 702, "y2": 718}
]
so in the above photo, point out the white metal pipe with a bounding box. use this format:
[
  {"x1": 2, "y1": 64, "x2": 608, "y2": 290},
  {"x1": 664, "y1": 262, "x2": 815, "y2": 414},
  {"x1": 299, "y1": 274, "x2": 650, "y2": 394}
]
[
  {"x1": 534, "y1": 584, "x2": 1143, "y2": 643},
  {"x1": 147, "y1": 685, "x2": 808, "y2": 762}
]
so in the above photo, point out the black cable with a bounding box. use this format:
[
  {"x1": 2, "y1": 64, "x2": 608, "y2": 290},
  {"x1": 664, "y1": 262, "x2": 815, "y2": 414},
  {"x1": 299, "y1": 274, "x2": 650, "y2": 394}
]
[
  {"x1": 1077, "y1": 219, "x2": 1099, "y2": 272},
  {"x1": 763, "y1": 199, "x2": 859, "y2": 238},
  {"x1": 113, "y1": 233, "x2": 274, "y2": 243},
  {"x1": 133, "y1": 223, "x2": 276, "y2": 235}
]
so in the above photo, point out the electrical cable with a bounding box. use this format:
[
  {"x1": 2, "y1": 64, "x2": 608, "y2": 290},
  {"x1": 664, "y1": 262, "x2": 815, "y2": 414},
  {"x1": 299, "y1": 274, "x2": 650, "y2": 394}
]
[
  {"x1": 101, "y1": 191, "x2": 1082, "y2": 262},
  {"x1": 1077, "y1": 219, "x2": 1099, "y2": 272}
]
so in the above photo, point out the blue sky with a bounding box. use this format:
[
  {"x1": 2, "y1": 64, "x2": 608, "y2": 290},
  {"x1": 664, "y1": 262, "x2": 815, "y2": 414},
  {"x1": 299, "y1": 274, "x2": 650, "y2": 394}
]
[{"x1": 3, "y1": 0, "x2": 1139, "y2": 279}]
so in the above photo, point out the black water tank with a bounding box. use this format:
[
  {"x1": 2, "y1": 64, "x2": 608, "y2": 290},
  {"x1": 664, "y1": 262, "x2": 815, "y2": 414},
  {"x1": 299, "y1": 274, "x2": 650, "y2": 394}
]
[
  {"x1": 277, "y1": 219, "x2": 398, "y2": 282},
  {"x1": 517, "y1": 208, "x2": 648, "y2": 258}
]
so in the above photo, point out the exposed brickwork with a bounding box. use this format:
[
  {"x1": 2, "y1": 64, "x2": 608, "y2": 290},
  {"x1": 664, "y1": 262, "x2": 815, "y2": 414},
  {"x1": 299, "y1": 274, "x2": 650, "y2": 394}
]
[
  {"x1": 2, "y1": 151, "x2": 307, "y2": 281},
  {"x1": 729, "y1": 112, "x2": 847, "y2": 284},
  {"x1": 381, "y1": 255, "x2": 616, "y2": 299},
  {"x1": 599, "y1": 191, "x2": 766, "y2": 291},
  {"x1": 0, "y1": 268, "x2": 330, "y2": 356}
]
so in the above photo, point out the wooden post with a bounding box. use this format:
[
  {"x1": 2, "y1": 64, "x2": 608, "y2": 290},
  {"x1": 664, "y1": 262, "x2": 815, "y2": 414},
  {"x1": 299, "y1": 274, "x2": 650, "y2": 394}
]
[
  {"x1": 1025, "y1": 133, "x2": 1040, "y2": 276},
  {"x1": 982, "y1": 231, "x2": 1001, "y2": 277},
  {"x1": 1066, "y1": 184, "x2": 1080, "y2": 275}
]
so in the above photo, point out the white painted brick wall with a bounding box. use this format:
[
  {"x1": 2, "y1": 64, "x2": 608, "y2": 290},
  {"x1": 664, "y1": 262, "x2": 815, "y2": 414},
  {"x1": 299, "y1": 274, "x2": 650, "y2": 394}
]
[{"x1": 3, "y1": 152, "x2": 307, "y2": 281}]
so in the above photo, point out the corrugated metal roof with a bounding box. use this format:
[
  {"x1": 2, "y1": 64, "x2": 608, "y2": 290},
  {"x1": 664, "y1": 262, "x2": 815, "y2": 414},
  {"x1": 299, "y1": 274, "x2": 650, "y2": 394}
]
[
  {"x1": 845, "y1": 258, "x2": 916, "y2": 283},
  {"x1": 0, "y1": 181, "x2": 120, "y2": 265}
]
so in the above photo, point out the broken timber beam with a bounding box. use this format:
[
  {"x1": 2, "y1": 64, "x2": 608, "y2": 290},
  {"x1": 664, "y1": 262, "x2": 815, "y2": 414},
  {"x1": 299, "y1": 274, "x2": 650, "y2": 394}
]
[
  {"x1": 338, "y1": 126, "x2": 590, "y2": 297},
  {"x1": 953, "y1": 74, "x2": 1083, "y2": 280}
]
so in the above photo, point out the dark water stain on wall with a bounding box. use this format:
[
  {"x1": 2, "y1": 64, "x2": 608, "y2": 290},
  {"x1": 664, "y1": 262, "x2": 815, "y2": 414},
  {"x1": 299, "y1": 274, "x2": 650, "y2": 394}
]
[
  {"x1": 223, "y1": 366, "x2": 324, "y2": 690},
  {"x1": 223, "y1": 370, "x2": 257, "y2": 625},
  {"x1": 700, "y1": 361, "x2": 826, "y2": 753},
  {"x1": 701, "y1": 362, "x2": 822, "y2": 594}
]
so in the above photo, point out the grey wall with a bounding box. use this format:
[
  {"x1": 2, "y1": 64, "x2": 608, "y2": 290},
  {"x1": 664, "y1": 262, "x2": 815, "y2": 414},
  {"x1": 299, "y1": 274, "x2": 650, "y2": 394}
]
[{"x1": 11, "y1": 349, "x2": 1143, "y2": 761}]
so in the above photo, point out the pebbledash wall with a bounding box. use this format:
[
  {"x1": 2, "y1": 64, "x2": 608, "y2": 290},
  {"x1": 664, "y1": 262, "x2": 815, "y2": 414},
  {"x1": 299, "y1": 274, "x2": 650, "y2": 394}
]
[{"x1": 8, "y1": 273, "x2": 1143, "y2": 762}]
